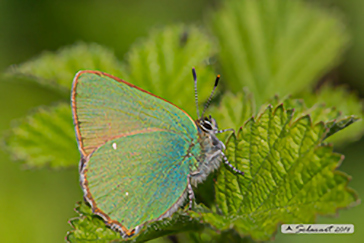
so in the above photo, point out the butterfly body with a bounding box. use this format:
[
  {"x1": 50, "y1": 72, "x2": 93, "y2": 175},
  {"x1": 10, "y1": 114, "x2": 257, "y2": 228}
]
[
  {"x1": 72, "y1": 70, "x2": 242, "y2": 237},
  {"x1": 189, "y1": 117, "x2": 225, "y2": 186}
]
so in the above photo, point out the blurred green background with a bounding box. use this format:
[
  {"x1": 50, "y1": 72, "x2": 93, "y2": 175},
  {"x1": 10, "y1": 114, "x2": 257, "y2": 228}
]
[{"x1": 0, "y1": 0, "x2": 363, "y2": 242}]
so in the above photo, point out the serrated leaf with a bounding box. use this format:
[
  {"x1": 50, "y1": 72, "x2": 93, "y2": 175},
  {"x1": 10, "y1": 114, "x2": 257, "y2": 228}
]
[
  {"x1": 67, "y1": 103, "x2": 358, "y2": 242},
  {"x1": 297, "y1": 84, "x2": 364, "y2": 145},
  {"x1": 67, "y1": 202, "x2": 206, "y2": 243},
  {"x1": 6, "y1": 42, "x2": 124, "y2": 95},
  {"x1": 324, "y1": 116, "x2": 359, "y2": 140},
  {"x1": 3, "y1": 103, "x2": 79, "y2": 168},
  {"x1": 194, "y1": 105, "x2": 358, "y2": 241},
  {"x1": 271, "y1": 89, "x2": 362, "y2": 144},
  {"x1": 209, "y1": 0, "x2": 349, "y2": 106},
  {"x1": 67, "y1": 202, "x2": 122, "y2": 243},
  {"x1": 122, "y1": 25, "x2": 217, "y2": 116},
  {"x1": 215, "y1": 91, "x2": 360, "y2": 144}
]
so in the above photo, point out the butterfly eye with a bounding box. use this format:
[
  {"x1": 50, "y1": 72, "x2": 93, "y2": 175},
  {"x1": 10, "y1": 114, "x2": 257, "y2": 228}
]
[
  {"x1": 204, "y1": 123, "x2": 212, "y2": 130},
  {"x1": 202, "y1": 121, "x2": 212, "y2": 130}
]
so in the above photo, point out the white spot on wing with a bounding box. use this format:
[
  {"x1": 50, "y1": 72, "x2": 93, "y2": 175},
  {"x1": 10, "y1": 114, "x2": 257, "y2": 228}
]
[
  {"x1": 112, "y1": 143, "x2": 117, "y2": 150},
  {"x1": 125, "y1": 192, "x2": 129, "y2": 196}
]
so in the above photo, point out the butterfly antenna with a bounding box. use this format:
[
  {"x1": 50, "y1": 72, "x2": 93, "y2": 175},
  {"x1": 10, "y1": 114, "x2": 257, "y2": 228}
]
[
  {"x1": 192, "y1": 67, "x2": 200, "y2": 118},
  {"x1": 201, "y1": 74, "x2": 220, "y2": 118}
]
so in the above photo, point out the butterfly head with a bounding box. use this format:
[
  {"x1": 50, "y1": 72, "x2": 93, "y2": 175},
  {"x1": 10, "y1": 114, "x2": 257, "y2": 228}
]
[
  {"x1": 197, "y1": 115, "x2": 218, "y2": 133},
  {"x1": 193, "y1": 68, "x2": 231, "y2": 137}
]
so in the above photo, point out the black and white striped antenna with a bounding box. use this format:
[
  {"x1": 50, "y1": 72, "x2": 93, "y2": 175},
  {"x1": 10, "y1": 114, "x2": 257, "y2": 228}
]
[{"x1": 192, "y1": 68, "x2": 220, "y2": 119}]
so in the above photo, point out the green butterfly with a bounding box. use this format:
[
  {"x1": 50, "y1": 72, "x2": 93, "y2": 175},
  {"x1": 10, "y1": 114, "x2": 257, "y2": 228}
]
[{"x1": 71, "y1": 68, "x2": 244, "y2": 237}]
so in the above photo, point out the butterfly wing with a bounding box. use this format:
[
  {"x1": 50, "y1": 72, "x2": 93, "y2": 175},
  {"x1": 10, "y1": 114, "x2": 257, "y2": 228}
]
[
  {"x1": 72, "y1": 71, "x2": 200, "y2": 235},
  {"x1": 72, "y1": 71, "x2": 197, "y2": 158},
  {"x1": 82, "y1": 131, "x2": 196, "y2": 234}
]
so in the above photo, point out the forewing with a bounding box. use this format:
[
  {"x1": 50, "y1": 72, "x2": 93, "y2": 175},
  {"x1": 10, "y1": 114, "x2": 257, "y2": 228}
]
[
  {"x1": 72, "y1": 71, "x2": 197, "y2": 157},
  {"x1": 82, "y1": 131, "x2": 197, "y2": 232}
]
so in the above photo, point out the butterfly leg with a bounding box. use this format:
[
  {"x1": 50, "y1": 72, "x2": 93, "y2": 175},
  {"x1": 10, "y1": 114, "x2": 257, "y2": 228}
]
[
  {"x1": 214, "y1": 128, "x2": 235, "y2": 134},
  {"x1": 221, "y1": 151, "x2": 244, "y2": 176},
  {"x1": 187, "y1": 174, "x2": 195, "y2": 210}
]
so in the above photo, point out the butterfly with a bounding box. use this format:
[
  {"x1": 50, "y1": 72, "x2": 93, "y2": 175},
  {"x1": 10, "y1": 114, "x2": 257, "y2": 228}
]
[{"x1": 71, "y1": 68, "x2": 244, "y2": 237}]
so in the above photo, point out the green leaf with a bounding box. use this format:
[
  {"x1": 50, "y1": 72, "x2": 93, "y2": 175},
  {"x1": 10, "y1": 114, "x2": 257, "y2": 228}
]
[
  {"x1": 297, "y1": 84, "x2": 364, "y2": 145},
  {"x1": 66, "y1": 102, "x2": 358, "y2": 242},
  {"x1": 6, "y1": 42, "x2": 124, "y2": 95},
  {"x1": 270, "y1": 96, "x2": 360, "y2": 142},
  {"x1": 194, "y1": 105, "x2": 358, "y2": 241},
  {"x1": 67, "y1": 202, "x2": 206, "y2": 243},
  {"x1": 324, "y1": 116, "x2": 359, "y2": 140},
  {"x1": 122, "y1": 24, "x2": 217, "y2": 116},
  {"x1": 212, "y1": 90, "x2": 361, "y2": 144},
  {"x1": 209, "y1": 0, "x2": 349, "y2": 106},
  {"x1": 3, "y1": 103, "x2": 79, "y2": 168},
  {"x1": 67, "y1": 202, "x2": 121, "y2": 243}
]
